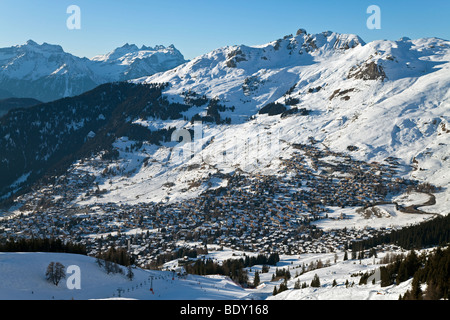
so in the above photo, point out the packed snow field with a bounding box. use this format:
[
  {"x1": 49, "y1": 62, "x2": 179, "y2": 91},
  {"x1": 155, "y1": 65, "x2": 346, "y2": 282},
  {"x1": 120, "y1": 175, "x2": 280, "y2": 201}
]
[{"x1": 0, "y1": 246, "x2": 417, "y2": 300}]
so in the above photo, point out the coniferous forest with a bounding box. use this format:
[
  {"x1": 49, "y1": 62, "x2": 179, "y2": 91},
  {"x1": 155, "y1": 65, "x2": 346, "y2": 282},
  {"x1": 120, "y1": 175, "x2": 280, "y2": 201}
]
[
  {"x1": 0, "y1": 237, "x2": 86, "y2": 255},
  {"x1": 352, "y1": 214, "x2": 450, "y2": 251},
  {"x1": 375, "y1": 246, "x2": 450, "y2": 300},
  {"x1": 184, "y1": 253, "x2": 280, "y2": 287},
  {"x1": 350, "y1": 214, "x2": 449, "y2": 300}
]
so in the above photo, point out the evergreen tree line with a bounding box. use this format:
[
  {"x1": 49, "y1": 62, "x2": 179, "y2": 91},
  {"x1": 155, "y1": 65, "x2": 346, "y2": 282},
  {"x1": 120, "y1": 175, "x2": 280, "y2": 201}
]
[
  {"x1": 0, "y1": 82, "x2": 212, "y2": 205},
  {"x1": 274, "y1": 274, "x2": 321, "y2": 296},
  {"x1": 147, "y1": 247, "x2": 208, "y2": 269},
  {"x1": 273, "y1": 279, "x2": 289, "y2": 295},
  {"x1": 184, "y1": 253, "x2": 280, "y2": 287},
  {"x1": 0, "y1": 237, "x2": 86, "y2": 255},
  {"x1": 95, "y1": 246, "x2": 136, "y2": 279},
  {"x1": 271, "y1": 268, "x2": 291, "y2": 281},
  {"x1": 352, "y1": 214, "x2": 450, "y2": 251},
  {"x1": 400, "y1": 246, "x2": 450, "y2": 300},
  {"x1": 185, "y1": 258, "x2": 249, "y2": 286},
  {"x1": 0, "y1": 82, "x2": 161, "y2": 201},
  {"x1": 356, "y1": 247, "x2": 449, "y2": 300},
  {"x1": 272, "y1": 259, "x2": 331, "y2": 296},
  {"x1": 368, "y1": 250, "x2": 422, "y2": 288},
  {"x1": 96, "y1": 245, "x2": 134, "y2": 268},
  {"x1": 293, "y1": 278, "x2": 309, "y2": 290},
  {"x1": 242, "y1": 252, "x2": 280, "y2": 268}
]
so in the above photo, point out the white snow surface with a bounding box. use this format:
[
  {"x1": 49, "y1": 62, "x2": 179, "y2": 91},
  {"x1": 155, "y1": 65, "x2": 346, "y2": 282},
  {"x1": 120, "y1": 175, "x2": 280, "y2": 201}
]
[
  {"x1": 0, "y1": 247, "x2": 424, "y2": 300},
  {"x1": 0, "y1": 251, "x2": 250, "y2": 300}
]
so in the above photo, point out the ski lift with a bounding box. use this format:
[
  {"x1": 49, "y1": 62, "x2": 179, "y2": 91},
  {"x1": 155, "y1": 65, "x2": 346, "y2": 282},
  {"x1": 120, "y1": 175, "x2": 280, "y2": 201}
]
[{"x1": 149, "y1": 276, "x2": 154, "y2": 294}]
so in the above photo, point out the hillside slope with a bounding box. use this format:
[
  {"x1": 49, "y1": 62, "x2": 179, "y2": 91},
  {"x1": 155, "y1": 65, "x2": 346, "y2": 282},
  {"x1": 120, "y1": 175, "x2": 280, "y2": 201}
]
[
  {"x1": 2, "y1": 29, "x2": 448, "y2": 221},
  {"x1": 124, "y1": 30, "x2": 450, "y2": 211},
  {"x1": 0, "y1": 252, "x2": 250, "y2": 300}
]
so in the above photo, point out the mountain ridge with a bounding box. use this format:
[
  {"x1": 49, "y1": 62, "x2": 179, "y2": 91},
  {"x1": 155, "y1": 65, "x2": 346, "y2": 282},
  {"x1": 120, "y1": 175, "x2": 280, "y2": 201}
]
[
  {"x1": 1, "y1": 29, "x2": 449, "y2": 209},
  {"x1": 0, "y1": 40, "x2": 187, "y2": 102}
]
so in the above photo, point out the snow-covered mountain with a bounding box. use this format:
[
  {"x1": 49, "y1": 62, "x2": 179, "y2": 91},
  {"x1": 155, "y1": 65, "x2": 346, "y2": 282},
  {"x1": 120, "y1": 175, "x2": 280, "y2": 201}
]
[
  {"x1": 0, "y1": 40, "x2": 187, "y2": 102},
  {"x1": 1, "y1": 29, "x2": 449, "y2": 301},
  {"x1": 125, "y1": 29, "x2": 450, "y2": 208},
  {"x1": 91, "y1": 43, "x2": 186, "y2": 80},
  {"x1": 2, "y1": 29, "x2": 449, "y2": 212},
  {"x1": 138, "y1": 30, "x2": 448, "y2": 122},
  {"x1": 2, "y1": 28, "x2": 449, "y2": 210}
]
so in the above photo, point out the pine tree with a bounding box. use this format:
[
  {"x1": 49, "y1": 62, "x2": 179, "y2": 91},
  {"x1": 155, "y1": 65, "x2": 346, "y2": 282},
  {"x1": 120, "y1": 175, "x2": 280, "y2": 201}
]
[
  {"x1": 126, "y1": 265, "x2": 134, "y2": 281},
  {"x1": 253, "y1": 271, "x2": 260, "y2": 287},
  {"x1": 410, "y1": 277, "x2": 422, "y2": 300},
  {"x1": 272, "y1": 286, "x2": 278, "y2": 296},
  {"x1": 358, "y1": 250, "x2": 364, "y2": 260},
  {"x1": 396, "y1": 261, "x2": 408, "y2": 284},
  {"x1": 310, "y1": 274, "x2": 321, "y2": 288},
  {"x1": 351, "y1": 247, "x2": 357, "y2": 260},
  {"x1": 95, "y1": 256, "x2": 104, "y2": 268},
  {"x1": 380, "y1": 266, "x2": 391, "y2": 287},
  {"x1": 278, "y1": 279, "x2": 288, "y2": 293}
]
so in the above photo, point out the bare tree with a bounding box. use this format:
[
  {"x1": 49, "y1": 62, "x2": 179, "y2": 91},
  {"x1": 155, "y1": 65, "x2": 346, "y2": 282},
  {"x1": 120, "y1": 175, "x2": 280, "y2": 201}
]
[{"x1": 46, "y1": 262, "x2": 66, "y2": 286}]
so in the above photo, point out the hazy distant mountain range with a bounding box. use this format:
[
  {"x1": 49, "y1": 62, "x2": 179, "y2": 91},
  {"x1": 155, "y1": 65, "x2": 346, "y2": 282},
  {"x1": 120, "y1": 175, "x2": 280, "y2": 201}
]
[{"x1": 0, "y1": 40, "x2": 187, "y2": 102}]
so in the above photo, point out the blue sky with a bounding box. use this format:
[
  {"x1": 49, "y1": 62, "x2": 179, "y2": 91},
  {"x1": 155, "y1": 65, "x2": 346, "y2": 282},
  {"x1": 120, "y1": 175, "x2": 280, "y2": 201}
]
[{"x1": 0, "y1": 0, "x2": 449, "y2": 60}]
